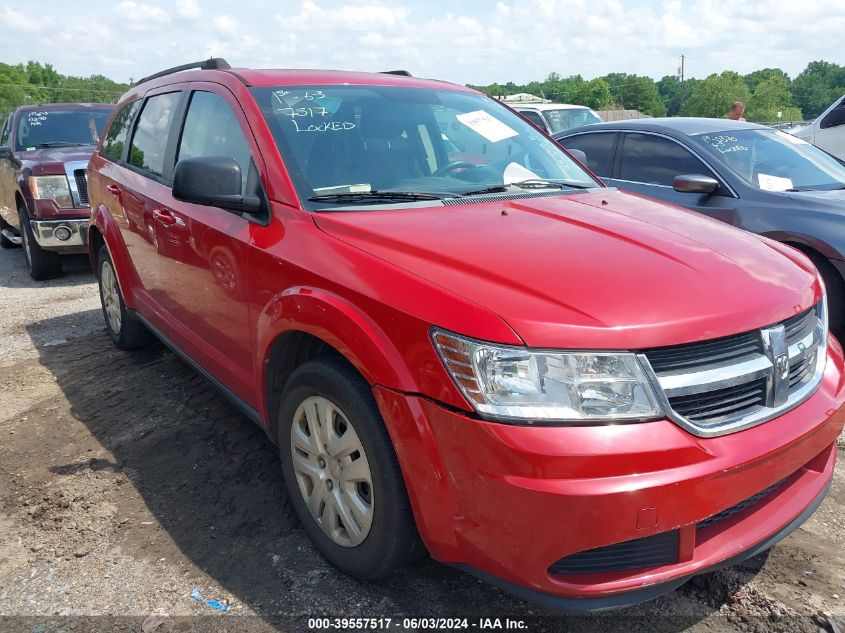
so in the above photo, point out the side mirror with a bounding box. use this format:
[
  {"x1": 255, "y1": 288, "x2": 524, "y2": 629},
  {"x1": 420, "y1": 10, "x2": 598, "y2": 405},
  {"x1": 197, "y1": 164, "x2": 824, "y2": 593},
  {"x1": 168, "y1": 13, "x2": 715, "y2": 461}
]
[
  {"x1": 821, "y1": 105, "x2": 845, "y2": 130},
  {"x1": 172, "y1": 156, "x2": 260, "y2": 213},
  {"x1": 567, "y1": 148, "x2": 587, "y2": 164},
  {"x1": 0, "y1": 146, "x2": 11, "y2": 160},
  {"x1": 673, "y1": 174, "x2": 720, "y2": 194}
]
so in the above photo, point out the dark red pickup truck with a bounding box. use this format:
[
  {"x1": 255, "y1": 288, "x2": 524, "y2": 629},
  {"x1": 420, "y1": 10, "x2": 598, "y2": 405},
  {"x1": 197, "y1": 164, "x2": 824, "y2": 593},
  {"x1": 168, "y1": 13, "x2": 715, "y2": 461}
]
[{"x1": 0, "y1": 103, "x2": 114, "y2": 279}]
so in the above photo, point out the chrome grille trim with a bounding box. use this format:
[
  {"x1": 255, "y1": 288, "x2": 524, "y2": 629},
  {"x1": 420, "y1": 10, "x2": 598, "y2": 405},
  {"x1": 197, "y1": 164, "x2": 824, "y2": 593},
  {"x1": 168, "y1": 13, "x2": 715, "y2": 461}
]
[
  {"x1": 63, "y1": 160, "x2": 90, "y2": 208},
  {"x1": 640, "y1": 297, "x2": 827, "y2": 438}
]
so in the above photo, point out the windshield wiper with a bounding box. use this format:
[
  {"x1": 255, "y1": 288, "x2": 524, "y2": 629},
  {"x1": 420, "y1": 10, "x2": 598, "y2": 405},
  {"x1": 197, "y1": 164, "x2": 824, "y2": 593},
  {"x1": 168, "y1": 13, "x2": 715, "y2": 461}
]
[
  {"x1": 308, "y1": 190, "x2": 456, "y2": 204},
  {"x1": 33, "y1": 141, "x2": 88, "y2": 148},
  {"x1": 460, "y1": 179, "x2": 594, "y2": 197}
]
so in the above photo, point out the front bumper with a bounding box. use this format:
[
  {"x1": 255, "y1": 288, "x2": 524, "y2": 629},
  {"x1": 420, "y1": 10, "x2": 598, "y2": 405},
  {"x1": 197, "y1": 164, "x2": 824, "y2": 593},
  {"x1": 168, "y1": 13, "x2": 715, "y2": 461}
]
[
  {"x1": 29, "y1": 218, "x2": 88, "y2": 252},
  {"x1": 374, "y1": 337, "x2": 845, "y2": 610}
]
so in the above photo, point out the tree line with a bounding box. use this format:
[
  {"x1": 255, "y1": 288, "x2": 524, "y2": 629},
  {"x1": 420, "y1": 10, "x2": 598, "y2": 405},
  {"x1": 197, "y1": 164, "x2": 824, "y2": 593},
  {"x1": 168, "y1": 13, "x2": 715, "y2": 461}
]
[
  {"x1": 1, "y1": 59, "x2": 844, "y2": 124},
  {"x1": 469, "y1": 61, "x2": 845, "y2": 123},
  {"x1": 0, "y1": 61, "x2": 129, "y2": 118}
]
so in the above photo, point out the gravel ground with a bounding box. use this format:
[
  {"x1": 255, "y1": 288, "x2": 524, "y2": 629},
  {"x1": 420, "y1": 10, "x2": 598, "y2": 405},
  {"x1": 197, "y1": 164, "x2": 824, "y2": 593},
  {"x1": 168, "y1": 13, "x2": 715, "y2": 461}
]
[{"x1": 0, "y1": 243, "x2": 843, "y2": 633}]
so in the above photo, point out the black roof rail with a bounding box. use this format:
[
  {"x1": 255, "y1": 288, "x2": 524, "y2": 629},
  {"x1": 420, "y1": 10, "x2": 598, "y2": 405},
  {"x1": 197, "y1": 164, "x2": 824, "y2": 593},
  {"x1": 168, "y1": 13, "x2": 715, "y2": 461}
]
[
  {"x1": 380, "y1": 70, "x2": 412, "y2": 77},
  {"x1": 136, "y1": 58, "x2": 231, "y2": 86}
]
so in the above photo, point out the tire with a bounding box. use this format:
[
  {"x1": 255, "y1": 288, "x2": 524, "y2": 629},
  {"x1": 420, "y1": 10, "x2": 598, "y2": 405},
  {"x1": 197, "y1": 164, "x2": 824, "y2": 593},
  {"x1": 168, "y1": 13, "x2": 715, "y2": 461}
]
[
  {"x1": 807, "y1": 253, "x2": 845, "y2": 339},
  {"x1": 0, "y1": 219, "x2": 17, "y2": 249},
  {"x1": 277, "y1": 356, "x2": 423, "y2": 579},
  {"x1": 96, "y1": 245, "x2": 153, "y2": 350},
  {"x1": 18, "y1": 205, "x2": 61, "y2": 280}
]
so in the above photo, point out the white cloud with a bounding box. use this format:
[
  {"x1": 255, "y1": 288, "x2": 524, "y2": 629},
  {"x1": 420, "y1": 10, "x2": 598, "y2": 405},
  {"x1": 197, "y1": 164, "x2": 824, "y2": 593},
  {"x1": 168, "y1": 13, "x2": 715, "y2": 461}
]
[
  {"x1": 2, "y1": 6, "x2": 52, "y2": 33},
  {"x1": 176, "y1": 0, "x2": 201, "y2": 20},
  {"x1": 115, "y1": 1, "x2": 170, "y2": 32},
  {"x1": 213, "y1": 14, "x2": 238, "y2": 32}
]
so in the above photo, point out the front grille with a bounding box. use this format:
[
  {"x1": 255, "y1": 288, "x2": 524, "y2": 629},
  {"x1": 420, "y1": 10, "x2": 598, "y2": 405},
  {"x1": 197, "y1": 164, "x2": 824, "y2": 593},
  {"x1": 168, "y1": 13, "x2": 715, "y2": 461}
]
[
  {"x1": 698, "y1": 478, "x2": 787, "y2": 531},
  {"x1": 669, "y1": 378, "x2": 766, "y2": 424},
  {"x1": 74, "y1": 170, "x2": 89, "y2": 206},
  {"x1": 548, "y1": 530, "x2": 678, "y2": 576},
  {"x1": 643, "y1": 300, "x2": 826, "y2": 436},
  {"x1": 646, "y1": 332, "x2": 762, "y2": 374}
]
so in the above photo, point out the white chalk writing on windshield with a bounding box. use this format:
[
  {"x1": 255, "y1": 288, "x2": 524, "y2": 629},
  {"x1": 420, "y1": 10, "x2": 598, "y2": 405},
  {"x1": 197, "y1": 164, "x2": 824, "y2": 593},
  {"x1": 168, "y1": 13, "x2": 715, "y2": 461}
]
[
  {"x1": 700, "y1": 134, "x2": 748, "y2": 154},
  {"x1": 273, "y1": 90, "x2": 354, "y2": 133},
  {"x1": 27, "y1": 112, "x2": 49, "y2": 126}
]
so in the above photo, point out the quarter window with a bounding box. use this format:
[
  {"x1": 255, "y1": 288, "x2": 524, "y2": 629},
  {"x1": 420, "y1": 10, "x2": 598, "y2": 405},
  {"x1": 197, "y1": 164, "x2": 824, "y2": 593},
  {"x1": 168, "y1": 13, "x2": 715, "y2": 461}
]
[
  {"x1": 101, "y1": 101, "x2": 140, "y2": 162},
  {"x1": 518, "y1": 110, "x2": 547, "y2": 130},
  {"x1": 129, "y1": 92, "x2": 181, "y2": 177},
  {"x1": 561, "y1": 133, "x2": 617, "y2": 178},
  {"x1": 177, "y1": 91, "x2": 252, "y2": 193},
  {"x1": 619, "y1": 133, "x2": 711, "y2": 187}
]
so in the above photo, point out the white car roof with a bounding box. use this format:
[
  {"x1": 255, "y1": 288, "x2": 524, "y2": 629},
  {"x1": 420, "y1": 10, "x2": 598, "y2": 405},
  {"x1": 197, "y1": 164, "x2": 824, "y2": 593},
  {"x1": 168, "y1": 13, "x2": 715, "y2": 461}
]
[{"x1": 511, "y1": 103, "x2": 593, "y2": 111}]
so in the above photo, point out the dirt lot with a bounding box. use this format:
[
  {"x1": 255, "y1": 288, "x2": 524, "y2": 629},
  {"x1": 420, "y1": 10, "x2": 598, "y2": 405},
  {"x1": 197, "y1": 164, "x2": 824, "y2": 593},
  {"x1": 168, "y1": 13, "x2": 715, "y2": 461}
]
[{"x1": 0, "y1": 243, "x2": 843, "y2": 633}]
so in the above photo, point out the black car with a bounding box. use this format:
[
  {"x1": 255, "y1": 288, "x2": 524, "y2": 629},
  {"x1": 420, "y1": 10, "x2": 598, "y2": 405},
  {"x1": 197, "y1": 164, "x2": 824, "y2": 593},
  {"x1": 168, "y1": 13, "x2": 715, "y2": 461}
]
[{"x1": 555, "y1": 118, "x2": 845, "y2": 333}]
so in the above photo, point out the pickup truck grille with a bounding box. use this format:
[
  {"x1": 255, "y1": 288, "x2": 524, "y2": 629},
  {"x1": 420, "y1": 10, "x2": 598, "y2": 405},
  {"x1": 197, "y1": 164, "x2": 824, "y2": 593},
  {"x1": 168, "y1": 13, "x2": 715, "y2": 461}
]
[
  {"x1": 641, "y1": 299, "x2": 827, "y2": 437},
  {"x1": 74, "y1": 170, "x2": 89, "y2": 206}
]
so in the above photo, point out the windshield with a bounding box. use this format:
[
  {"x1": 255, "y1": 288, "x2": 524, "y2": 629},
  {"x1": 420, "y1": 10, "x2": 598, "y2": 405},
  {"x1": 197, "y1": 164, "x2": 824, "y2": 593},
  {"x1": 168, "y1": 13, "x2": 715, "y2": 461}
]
[
  {"x1": 544, "y1": 108, "x2": 603, "y2": 134},
  {"x1": 252, "y1": 85, "x2": 598, "y2": 209},
  {"x1": 692, "y1": 129, "x2": 845, "y2": 192},
  {"x1": 16, "y1": 108, "x2": 113, "y2": 151}
]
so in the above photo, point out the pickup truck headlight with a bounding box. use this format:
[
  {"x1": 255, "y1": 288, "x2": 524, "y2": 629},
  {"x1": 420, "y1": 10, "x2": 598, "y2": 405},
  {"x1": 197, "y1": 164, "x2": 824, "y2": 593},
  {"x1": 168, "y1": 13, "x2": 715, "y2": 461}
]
[
  {"x1": 28, "y1": 175, "x2": 73, "y2": 208},
  {"x1": 432, "y1": 329, "x2": 663, "y2": 423}
]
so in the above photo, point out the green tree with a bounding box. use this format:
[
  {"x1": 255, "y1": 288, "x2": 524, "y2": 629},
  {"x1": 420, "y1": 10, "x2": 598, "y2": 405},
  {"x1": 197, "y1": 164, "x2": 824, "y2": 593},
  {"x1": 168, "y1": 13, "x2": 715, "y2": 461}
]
[
  {"x1": 743, "y1": 68, "x2": 790, "y2": 93},
  {"x1": 792, "y1": 61, "x2": 845, "y2": 119},
  {"x1": 601, "y1": 73, "x2": 666, "y2": 117},
  {"x1": 685, "y1": 71, "x2": 751, "y2": 118},
  {"x1": 747, "y1": 74, "x2": 802, "y2": 122}
]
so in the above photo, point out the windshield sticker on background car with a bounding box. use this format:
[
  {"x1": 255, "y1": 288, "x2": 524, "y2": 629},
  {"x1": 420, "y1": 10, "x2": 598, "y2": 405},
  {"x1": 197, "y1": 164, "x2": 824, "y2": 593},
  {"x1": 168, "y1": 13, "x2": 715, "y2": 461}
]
[
  {"x1": 503, "y1": 162, "x2": 541, "y2": 184},
  {"x1": 699, "y1": 135, "x2": 749, "y2": 154},
  {"x1": 758, "y1": 173, "x2": 793, "y2": 191},
  {"x1": 456, "y1": 110, "x2": 519, "y2": 143}
]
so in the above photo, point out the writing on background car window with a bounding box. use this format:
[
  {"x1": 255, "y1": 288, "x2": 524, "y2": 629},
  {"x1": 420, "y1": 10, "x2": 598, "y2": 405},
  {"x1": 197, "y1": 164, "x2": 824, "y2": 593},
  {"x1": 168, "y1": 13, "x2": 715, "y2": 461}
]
[{"x1": 700, "y1": 135, "x2": 748, "y2": 154}]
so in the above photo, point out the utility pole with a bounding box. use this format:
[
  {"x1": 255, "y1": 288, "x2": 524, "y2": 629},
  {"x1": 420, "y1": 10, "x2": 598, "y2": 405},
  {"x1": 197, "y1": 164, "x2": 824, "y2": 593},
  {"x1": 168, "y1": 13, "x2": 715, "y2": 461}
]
[{"x1": 678, "y1": 54, "x2": 685, "y2": 115}]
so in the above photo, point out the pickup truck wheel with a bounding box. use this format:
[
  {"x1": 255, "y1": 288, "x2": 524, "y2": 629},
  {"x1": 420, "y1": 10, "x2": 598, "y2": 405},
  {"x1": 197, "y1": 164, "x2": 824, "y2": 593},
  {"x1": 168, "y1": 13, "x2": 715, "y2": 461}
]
[
  {"x1": 97, "y1": 246, "x2": 153, "y2": 350},
  {"x1": 18, "y1": 205, "x2": 61, "y2": 280},
  {"x1": 277, "y1": 357, "x2": 423, "y2": 579}
]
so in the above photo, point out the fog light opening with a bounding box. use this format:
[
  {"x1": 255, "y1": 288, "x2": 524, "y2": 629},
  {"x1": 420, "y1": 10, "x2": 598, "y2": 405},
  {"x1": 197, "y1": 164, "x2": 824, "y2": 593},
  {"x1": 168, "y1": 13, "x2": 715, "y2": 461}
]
[{"x1": 54, "y1": 225, "x2": 72, "y2": 242}]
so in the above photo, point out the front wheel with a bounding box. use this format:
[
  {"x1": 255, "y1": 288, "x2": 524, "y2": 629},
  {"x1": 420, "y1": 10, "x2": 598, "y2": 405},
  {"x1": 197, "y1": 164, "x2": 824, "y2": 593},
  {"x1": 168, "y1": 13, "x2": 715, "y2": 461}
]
[
  {"x1": 277, "y1": 357, "x2": 423, "y2": 579},
  {"x1": 19, "y1": 205, "x2": 61, "y2": 280},
  {"x1": 97, "y1": 245, "x2": 152, "y2": 350}
]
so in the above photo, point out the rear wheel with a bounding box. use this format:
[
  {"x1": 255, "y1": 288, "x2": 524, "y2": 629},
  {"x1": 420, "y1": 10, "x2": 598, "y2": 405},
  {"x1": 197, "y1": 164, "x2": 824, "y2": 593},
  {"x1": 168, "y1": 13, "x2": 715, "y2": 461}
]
[
  {"x1": 277, "y1": 356, "x2": 423, "y2": 579},
  {"x1": 19, "y1": 205, "x2": 61, "y2": 280},
  {"x1": 97, "y1": 245, "x2": 152, "y2": 350}
]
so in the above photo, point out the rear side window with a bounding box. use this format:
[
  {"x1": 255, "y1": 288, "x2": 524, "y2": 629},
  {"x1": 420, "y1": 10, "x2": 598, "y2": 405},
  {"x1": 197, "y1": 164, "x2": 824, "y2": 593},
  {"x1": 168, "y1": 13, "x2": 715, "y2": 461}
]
[
  {"x1": 0, "y1": 116, "x2": 10, "y2": 146},
  {"x1": 177, "y1": 91, "x2": 252, "y2": 193},
  {"x1": 619, "y1": 133, "x2": 709, "y2": 186},
  {"x1": 101, "y1": 101, "x2": 141, "y2": 162},
  {"x1": 561, "y1": 133, "x2": 617, "y2": 178},
  {"x1": 129, "y1": 92, "x2": 181, "y2": 177},
  {"x1": 518, "y1": 110, "x2": 546, "y2": 129}
]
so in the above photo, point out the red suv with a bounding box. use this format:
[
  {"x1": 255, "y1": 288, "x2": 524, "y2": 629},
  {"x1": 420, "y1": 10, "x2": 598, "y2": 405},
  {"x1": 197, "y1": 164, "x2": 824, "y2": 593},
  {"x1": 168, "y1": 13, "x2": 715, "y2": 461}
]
[{"x1": 87, "y1": 59, "x2": 845, "y2": 610}]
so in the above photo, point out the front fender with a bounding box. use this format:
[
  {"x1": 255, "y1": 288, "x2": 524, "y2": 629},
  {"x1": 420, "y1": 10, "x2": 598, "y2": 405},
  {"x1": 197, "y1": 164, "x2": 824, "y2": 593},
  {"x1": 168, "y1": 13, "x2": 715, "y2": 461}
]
[{"x1": 255, "y1": 286, "x2": 416, "y2": 414}]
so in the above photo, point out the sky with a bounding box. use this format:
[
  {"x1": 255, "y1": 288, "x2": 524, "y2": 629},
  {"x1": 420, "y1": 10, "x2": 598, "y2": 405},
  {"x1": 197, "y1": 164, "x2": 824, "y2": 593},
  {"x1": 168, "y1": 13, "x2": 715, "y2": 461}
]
[{"x1": 2, "y1": 0, "x2": 844, "y2": 86}]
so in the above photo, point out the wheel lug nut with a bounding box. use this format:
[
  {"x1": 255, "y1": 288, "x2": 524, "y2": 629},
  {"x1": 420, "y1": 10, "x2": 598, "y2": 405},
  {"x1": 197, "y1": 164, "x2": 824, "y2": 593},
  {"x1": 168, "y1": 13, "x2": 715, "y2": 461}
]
[
  {"x1": 326, "y1": 480, "x2": 333, "y2": 490},
  {"x1": 318, "y1": 458, "x2": 326, "y2": 468}
]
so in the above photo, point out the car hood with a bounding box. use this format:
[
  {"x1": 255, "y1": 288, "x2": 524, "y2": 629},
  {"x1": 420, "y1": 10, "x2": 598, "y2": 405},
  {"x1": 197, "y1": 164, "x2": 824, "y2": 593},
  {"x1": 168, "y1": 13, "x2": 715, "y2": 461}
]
[
  {"x1": 313, "y1": 189, "x2": 819, "y2": 349},
  {"x1": 20, "y1": 146, "x2": 95, "y2": 175},
  {"x1": 788, "y1": 188, "x2": 845, "y2": 209}
]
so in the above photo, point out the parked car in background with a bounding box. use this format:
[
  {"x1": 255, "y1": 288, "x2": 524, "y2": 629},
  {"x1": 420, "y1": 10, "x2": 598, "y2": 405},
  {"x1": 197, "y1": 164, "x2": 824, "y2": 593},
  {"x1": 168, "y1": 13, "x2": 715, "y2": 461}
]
[
  {"x1": 509, "y1": 102, "x2": 603, "y2": 134},
  {"x1": 88, "y1": 61, "x2": 844, "y2": 610},
  {"x1": 0, "y1": 103, "x2": 115, "y2": 279},
  {"x1": 556, "y1": 118, "x2": 845, "y2": 335},
  {"x1": 793, "y1": 94, "x2": 845, "y2": 162}
]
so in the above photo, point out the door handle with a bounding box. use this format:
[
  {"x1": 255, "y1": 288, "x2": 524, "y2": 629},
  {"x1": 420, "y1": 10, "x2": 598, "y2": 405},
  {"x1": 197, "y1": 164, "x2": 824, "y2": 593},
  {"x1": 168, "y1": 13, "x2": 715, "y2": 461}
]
[
  {"x1": 106, "y1": 184, "x2": 122, "y2": 197},
  {"x1": 152, "y1": 208, "x2": 177, "y2": 226}
]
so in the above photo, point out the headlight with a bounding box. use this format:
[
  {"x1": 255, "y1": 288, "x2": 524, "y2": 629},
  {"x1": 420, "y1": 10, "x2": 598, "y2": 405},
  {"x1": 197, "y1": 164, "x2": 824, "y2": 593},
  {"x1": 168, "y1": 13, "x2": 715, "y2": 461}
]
[
  {"x1": 432, "y1": 328, "x2": 663, "y2": 423},
  {"x1": 28, "y1": 175, "x2": 72, "y2": 208}
]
